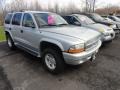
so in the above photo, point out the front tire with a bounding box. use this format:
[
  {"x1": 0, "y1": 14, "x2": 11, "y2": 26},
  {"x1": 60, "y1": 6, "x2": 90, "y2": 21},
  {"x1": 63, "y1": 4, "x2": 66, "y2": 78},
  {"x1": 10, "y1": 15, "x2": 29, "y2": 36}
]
[
  {"x1": 6, "y1": 34, "x2": 15, "y2": 50},
  {"x1": 42, "y1": 48, "x2": 65, "y2": 74}
]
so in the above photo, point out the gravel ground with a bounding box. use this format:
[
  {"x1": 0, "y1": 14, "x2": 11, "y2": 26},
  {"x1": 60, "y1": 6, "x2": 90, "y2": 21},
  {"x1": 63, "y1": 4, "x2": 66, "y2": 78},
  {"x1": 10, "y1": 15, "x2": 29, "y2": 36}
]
[{"x1": 0, "y1": 36, "x2": 120, "y2": 90}]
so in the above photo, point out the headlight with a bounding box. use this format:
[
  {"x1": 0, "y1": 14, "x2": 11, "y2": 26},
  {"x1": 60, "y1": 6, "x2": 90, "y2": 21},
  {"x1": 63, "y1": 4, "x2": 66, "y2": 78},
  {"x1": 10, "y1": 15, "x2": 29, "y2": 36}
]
[
  {"x1": 110, "y1": 25, "x2": 116, "y2": 28},
  {"x1": 65, "y1": 43, "x2": 85, "y2": 54},
  {"x1": 99, "y1": 29, "x2": 105, "y2": 32}
]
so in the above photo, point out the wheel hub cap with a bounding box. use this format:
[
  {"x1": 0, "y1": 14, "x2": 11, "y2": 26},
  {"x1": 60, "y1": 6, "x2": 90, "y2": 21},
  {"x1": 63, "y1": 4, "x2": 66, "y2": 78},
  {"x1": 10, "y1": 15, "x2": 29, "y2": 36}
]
[
  {"x1": 45, "y1": 54, "x2": 56, "y2": 70},
  {"x1": 7, "y1": 38, "x2": 12, "y2": 47}
]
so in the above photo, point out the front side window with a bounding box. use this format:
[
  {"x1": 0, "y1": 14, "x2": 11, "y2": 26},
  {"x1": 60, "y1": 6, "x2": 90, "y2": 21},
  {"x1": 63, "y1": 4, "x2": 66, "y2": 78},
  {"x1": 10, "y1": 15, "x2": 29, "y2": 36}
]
[
  {"x1": 34, "y1": 13, "x2": 68, "y2": 28},
  {"x1": 12, "y1": 13, "x2": 22, "y2": 25},
  {"x1": 5, "y1": 14, "x2": 13, "y2": 24},
  {"x1": 63, "y1": 16, "x2": 72, "y2": 24},
  {"x1": 22, "y1": 13, "x2": 35, "y2": 28},
  {"x1": 75, "y1": 15, "x2": 95, "y2": 25}
]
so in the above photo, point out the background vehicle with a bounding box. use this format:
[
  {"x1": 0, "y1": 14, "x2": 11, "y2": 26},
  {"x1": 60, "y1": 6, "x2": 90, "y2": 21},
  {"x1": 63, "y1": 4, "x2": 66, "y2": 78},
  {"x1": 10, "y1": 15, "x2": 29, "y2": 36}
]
[
  {"x1": 4, "y1": 11, "x2": 101, "y2": 74},
  {"x1": 83, "y1": 13, "x2": 120, "y2": 34},
  {"x1": 108, "y1": 15, "x2": 120, "y2": 23},
  {"x1": 63, "y1": 14, "x2": 115, "y2": 43}
]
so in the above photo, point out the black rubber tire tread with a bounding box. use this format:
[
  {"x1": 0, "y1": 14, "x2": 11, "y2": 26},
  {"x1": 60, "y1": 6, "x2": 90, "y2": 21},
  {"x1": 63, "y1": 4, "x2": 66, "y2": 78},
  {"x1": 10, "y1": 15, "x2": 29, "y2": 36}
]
[
  {"x1": 42, "y1": 48, "x2": 65, "y2": 74},
  {"x1": 6, "y1": 34, "x2": 16, "y2": 50}
]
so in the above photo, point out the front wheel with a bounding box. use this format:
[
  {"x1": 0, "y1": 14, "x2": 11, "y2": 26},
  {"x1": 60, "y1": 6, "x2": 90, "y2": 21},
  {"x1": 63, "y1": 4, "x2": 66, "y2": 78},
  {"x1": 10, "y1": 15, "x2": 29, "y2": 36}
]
[
  {"x1": 6, "y1": 34, "x2": 15, "y2": 50},
  {"x1": 42, "y1": 48, "x2": 65, "y2": 74}
]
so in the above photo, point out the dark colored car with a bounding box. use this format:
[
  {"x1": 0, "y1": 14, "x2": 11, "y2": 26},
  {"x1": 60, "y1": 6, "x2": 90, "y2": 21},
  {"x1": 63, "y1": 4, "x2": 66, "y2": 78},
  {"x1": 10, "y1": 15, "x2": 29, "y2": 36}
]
[{"x1": 83, "y1": 13, "x2": 120, "y2": 34}]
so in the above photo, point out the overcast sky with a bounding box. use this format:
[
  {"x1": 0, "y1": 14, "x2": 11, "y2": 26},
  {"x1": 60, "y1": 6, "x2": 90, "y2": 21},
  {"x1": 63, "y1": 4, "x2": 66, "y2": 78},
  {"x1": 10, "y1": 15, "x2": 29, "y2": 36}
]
[{"x1": 6, "y1": 0, "x2": 120, "y2": 9}]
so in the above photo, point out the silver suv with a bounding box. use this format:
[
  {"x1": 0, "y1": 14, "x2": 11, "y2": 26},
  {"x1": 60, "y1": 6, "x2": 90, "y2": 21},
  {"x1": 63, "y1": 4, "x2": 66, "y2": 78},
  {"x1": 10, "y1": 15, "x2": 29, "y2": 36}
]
[{"x1": 4, "y1": 11, "x2": 101, "y2": 74}]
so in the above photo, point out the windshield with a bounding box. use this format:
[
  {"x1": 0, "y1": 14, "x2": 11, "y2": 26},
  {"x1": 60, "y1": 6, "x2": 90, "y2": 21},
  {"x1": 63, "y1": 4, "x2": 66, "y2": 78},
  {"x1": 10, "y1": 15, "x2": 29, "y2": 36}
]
[
  {"x1": 113, "y1": 16, "x2": 120, "y2": 22},
  {"x1": 92, "y1": 14, "x2": 105, "y2": 21},
  {"x1": 75, "y1": 15, "x2": 95, "y2": 25},
  {"x1": 34, "y1": 13, "x2": 68, "y2": 28}
]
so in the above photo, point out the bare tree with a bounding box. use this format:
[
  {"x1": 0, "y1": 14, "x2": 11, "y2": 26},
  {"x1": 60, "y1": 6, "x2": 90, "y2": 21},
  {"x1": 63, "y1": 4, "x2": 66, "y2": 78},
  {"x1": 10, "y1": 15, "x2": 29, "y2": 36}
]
[
  {"x1": 85, "y1": 0, "x2": 97, "y2": 12},
  {"x1": 95, "y1": 5, "x2": 120, "y2": 15}
]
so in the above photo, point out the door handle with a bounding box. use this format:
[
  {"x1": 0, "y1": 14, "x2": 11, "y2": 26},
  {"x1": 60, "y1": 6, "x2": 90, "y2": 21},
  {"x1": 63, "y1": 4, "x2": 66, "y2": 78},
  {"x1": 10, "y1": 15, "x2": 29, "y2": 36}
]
[
  {"x1": 20, "y1": 30, "x2": 23, "y2": 33},
  {"x1": 9, "y1": 28, "x2": 11, "y2": 30}
]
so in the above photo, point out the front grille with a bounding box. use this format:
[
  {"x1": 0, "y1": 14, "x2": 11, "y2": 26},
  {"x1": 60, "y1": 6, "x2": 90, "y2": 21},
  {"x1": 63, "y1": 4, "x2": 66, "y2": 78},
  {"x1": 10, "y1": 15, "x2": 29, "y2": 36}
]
[
  {"x1": 86, "y1": 35, "x2": 100, "y2": 45},
  {"x1": 85, "y1": 40, "x2": 99, "y2": 51},
  {"x1": 85, "y1": 35, "x2": 100, "y2": 51}
]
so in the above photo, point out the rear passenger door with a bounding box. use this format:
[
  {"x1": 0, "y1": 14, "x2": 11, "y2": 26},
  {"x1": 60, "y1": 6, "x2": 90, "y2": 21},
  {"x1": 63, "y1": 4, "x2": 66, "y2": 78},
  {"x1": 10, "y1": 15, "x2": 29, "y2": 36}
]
[
  {"x1": 4, "y1": 14, "x2": 13, "y2": 36},
  {"x1": 11, "y1": 13, "x2": 23, "y2": 43}
]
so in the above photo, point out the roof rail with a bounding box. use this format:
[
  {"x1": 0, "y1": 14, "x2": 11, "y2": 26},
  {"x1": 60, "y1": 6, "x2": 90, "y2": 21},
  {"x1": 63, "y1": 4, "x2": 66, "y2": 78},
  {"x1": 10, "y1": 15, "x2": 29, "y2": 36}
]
[{"x1": 19, "y1": 10, "x2": 25, "y2": 12}]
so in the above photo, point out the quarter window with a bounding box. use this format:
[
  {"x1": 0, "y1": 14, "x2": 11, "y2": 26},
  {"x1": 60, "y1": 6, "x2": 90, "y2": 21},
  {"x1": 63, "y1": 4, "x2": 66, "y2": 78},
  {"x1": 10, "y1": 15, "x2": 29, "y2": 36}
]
[
  {"x1": 12, "y1": 13, "x2": 22, "y2": 25},
  {"x1": 5, "y1": 14, "x2": 12, "y2": 24}
]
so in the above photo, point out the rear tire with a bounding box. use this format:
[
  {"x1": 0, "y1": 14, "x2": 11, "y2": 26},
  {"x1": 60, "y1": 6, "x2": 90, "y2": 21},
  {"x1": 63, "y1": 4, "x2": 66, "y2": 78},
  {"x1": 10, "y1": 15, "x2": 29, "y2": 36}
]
[
  {"x1": 106, "y1": 40, "x2": 112, "y2": 43},
  {"x1": 6, "y1": 34, "x2": 15, "y2": 50},
  {"x1": 42, "y1": 48, "x2": 65, "y2": 74}
]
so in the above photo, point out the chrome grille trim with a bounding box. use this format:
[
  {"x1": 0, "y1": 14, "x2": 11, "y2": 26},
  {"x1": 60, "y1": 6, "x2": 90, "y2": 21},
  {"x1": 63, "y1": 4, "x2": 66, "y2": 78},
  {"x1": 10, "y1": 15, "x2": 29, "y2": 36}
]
[{"x1": 85, "y1": 36, "x2": 100, "y2": 51}]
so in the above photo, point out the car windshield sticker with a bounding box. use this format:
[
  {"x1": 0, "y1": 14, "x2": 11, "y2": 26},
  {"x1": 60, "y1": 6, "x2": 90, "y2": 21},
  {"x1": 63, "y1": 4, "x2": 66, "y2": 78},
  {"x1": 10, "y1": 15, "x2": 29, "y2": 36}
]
[{"x1": 48, "y1": 15, "x2": 55, "y2": 25}]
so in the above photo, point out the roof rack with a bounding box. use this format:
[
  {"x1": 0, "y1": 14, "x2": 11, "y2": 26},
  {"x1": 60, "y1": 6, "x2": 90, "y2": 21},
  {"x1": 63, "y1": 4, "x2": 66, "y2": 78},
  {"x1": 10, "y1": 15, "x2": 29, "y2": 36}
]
[{"x1": 10, "y1": 10, "x2": 25, "y2": 13}]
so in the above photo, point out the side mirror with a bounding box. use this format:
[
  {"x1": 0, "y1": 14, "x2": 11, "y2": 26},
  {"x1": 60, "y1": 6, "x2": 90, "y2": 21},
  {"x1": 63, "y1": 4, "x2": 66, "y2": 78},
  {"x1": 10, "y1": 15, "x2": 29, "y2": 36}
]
[{"x1": 74, "y1": 21, "x2": 81, "y2": 26}]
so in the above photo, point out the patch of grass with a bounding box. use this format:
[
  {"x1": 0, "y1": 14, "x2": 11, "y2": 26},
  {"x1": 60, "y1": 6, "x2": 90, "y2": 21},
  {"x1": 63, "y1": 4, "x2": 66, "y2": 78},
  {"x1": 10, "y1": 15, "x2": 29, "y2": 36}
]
[{"x1": 0, "y1": 26, "x2": 6, "y2": 41}]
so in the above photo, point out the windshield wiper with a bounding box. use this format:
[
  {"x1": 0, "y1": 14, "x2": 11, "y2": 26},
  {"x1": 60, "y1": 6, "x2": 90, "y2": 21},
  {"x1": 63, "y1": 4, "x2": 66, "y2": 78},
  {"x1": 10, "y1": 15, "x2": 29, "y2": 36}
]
[
  {"x1": 40, "y1": 24, "x2": 57, "y2": 27},
  {"x1": 57, "y1": 23, "x2": 68, "y2": 26},
  {"x1": 92, "y1": 22, "x2": 96, "y2": 24}
]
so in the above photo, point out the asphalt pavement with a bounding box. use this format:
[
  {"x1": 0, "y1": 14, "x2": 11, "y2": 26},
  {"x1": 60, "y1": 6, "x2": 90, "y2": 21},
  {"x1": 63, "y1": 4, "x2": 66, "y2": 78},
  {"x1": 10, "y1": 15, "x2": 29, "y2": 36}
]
[{"x1": 0, "y1": 36, "x2": 120, "y2": 90}]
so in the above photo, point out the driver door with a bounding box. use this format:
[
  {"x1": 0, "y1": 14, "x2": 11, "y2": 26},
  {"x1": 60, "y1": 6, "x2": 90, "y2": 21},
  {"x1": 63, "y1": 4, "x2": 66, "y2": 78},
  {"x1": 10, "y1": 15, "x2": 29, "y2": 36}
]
[{"x1": 20, "y1": 13, "x2": 40, "y2": 53}]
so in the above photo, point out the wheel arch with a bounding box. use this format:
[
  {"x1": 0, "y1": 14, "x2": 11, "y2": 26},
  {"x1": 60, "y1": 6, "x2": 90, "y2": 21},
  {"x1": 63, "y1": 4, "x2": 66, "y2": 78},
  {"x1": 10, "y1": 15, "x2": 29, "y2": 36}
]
[
  {"x1": 5, "y1": 31, "x2": 13, "y2": 39},
  {"x1": 39, "y1": 38, "x2": 64, "y2": 56}
]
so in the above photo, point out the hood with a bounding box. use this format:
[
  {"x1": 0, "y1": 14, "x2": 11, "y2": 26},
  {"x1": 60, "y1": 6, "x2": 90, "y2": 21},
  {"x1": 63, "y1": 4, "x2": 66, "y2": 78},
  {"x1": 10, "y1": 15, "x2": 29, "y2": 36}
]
[
  {"x1": 98, "y1": 19, "x2": 120, "y2": 25},
  {"x1": 86, "y1": 23, "x2": 112, "y2": 32},
  {"x1": 40, "y1": 25, "x2": 101, "y2": 42},
  {"x1": 98, "y1": 20, "x2": 114, "y2": 25}
]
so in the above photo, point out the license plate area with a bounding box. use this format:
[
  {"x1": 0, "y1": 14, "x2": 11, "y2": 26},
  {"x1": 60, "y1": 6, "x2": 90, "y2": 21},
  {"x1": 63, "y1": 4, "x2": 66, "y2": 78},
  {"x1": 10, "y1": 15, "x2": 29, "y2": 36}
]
[{"x1": 90, "y1": 50, "x2": 98, "y2": 62}]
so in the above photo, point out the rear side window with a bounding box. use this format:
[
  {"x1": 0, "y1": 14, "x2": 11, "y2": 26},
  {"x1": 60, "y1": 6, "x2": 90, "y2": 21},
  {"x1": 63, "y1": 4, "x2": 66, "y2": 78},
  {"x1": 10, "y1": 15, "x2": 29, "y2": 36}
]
[
  {"x1": 5, "y1": 14, "x2": 12, "y2": 24},
  {"x1": 12, "y1": 13, "x2": 22, "y2": 25}
]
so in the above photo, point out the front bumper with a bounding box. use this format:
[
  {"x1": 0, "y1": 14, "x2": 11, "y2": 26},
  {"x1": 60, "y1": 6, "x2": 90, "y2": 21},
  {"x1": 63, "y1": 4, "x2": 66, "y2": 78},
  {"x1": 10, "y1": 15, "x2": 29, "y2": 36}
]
[
  {"x1": 102, "y1": 31, "x2": 115, "y2": 42},
  {"x1": 62, "y1": 40, "x2": 102, "y2": 65},
  {"x1": 113, "y1": 29, "x2": 120, "y2": 34}
]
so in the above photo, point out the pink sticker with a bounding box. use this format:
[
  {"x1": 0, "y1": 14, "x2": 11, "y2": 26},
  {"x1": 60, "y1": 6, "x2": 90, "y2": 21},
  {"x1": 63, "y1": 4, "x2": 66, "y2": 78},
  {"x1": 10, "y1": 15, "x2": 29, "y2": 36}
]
[{"x1": 48, "y1": 15, "x2": 55, "y2": 25}]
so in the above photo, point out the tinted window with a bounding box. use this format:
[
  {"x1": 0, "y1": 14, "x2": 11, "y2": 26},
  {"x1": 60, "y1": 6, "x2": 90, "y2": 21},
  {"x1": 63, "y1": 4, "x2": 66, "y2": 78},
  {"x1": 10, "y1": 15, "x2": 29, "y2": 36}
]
[
  {"x1": 71, "y1": 17, "x2": 78, "y2": 24},
  {"x1": 12, "y1": 13, "x2": 22, "y2": 25},
  {"x1": 63, "y1": 16, "x2": 72, "y2": 24},
  {"x1": 22, "y1": 13, "x2": 35, "y2": 28},
  {"x1": 5, "y1": 14, "x2": 12, "y2": 24}
]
